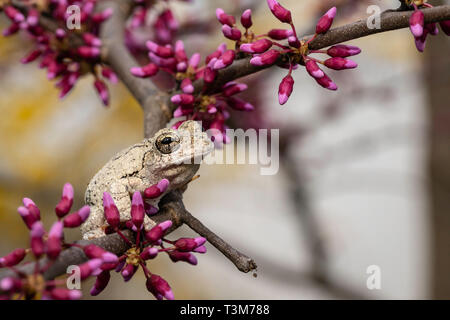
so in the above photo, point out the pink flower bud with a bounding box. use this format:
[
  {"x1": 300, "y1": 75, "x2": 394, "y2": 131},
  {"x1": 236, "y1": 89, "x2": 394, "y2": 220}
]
[
  {"x1": 121, "y1": 263, "x2": 138, "y2": 282},
  {"x1": 130, "y1": 192, "x2": 144, "y2": 230},
  {"x1": 222, "y1": 82, "x2": 248, "y2": 96},
  {"x1": 140, "y1": 247, "x2": 158, "y2": 260},
  {"x1": 241, "y1": 9, "x2": 253, "y2": 29},
  {"x1": 227, "y1": 97, "x2": 254, "y2": 111},
  {"x1": 149, "y1": 52, "x2": 177, "y2": 69},
  {"x1": 206, "y1": 43, "x2": 227, "y2": 64},
  {"x1": 30, "y1": 222, "x2": 45, "y2": 258},
  {"x1": 143, "y1": 179, "x2": 170, "y2": 199},
  {"x1": 162, "y1": 9, "x2": 178, "y2": 30},
  {"x1": 23, "y1": 198, "x2": 40, "y2": 221},
  {"x1": 84, "y1": 244, "x2": 118, "y2": 264},
  {"x1": 268, "y1": 28, "x2": 293, "y2": 40},
  {"x1": 102, "y1": 67, "x2": 118, "y2": 84},
  {"x1": 77, "y1": 46, "x2": 100, "y2": 59},
  {"x1": 175, "y1": 237, "x2": 206, "y2": 252},
  {"x1": 2, "y1": 23, "x2": 20, "y2": 36},
  {"x1": 130, "y1": 63, "x2": 159, "y2": 78},
  {"x1": 0, "y1": 248, "x2": 26, "y2": 268},
  {"x1": 180, "y1": 78, "x2": 194, "y2": 94},
  {"x1": 173, "y1": 106, "x2": 194, "y2": 117},
  {"x1": 278, "y1": 75, "x2": 294, "y2": 105},
  {"x1": 94, "y1": 79, "x2": 109, "y2": 106},
  {"x1": 79, "y1": 258, "x2": 103, "y2": 280},
  {"x1": 55, "y1": 183, "x2": 74, "y2": 218},
  {"x1": 171, "y1": 93, "x2": 195, "y2": 105},
  {"x1": 410, "y1": 10, "x2": 424, "y2": 38},
  {"x1": 146, "y1": 274, "x2": 174, "y2": 300},
  {"x1": 47, "y1": 221, "x2": 63, "y2": 259},
  {"x1": 27, "y1": 9, "x2": 39, "y2": 26},
  {"x1": 203, "y1": 67, "x2": 217, "y2": 84},
  {"x1": 214, "y1": 50, "x2": 236, "y2": 69},
  {"x1": 55, "y1": 28, "x2": 66, "y2": 40},
  {"x1": 175, "y1": 40, "x2": 187, "y2": 61},
  {"x1": 267, "y1": 0, "x2": 292, "y2": 23},
  {"x1": 316, "y1": 7, "x2": 336, "y2": 34},
  {"x1": 169, "y1": 251, "x2": 198, "y2": 265},
  {"x1": 426, "y1": 23, "x2": 439, "y2": 36},
  {"x1": 21, "y1": 50, "x2": 41, "y2": 64},
  {"x1": 414, "y1": 29, "x2": 428, "y2": 52},
  {"x1": 4, "y1": 6, "x2": 25, "y2": 23},
  {"x1": 103, "y1": 192, "x2": 120, "y2": 229},
  {"x1": 63, "y1": 206, "x2": 90, "y2": 228},
  {"x1": 189, "y1": 53, "x2": 201, "y2": 69},
  {"x1": 146, "y1": 41, "x2": 174, "y2": 58},
  {"x1": 240, "y1": 39, "x2": 272, "y2": 54},
  {"x1": 288, "y1": 36, "x2": 300, "y2": 48},
  {"x1": 324, "y1": 57, "x2": 358, "y2": 70},
  {"x1": 222, "y1": 25, "x2": 242, "y2": 41},
  {"x1": 250, "y1": 49, "x2": 280, "y2": 66},
  {"x1": 194, "y1": 245, "x2": 207, "y2": 253},
  {"x1": 216, "y1": 8, "x2": 236, "y2": 27},
  {"x1": 327, "y1": 45, "x2": 361, "y2": 57},
  {"x1": 90, "y1": 270, "x2": 110, "y2": 296},
  {"x1": 50, "y1": 288, "x2": 82, "y2": 300},
  {"x1": 145, "y1": 220, "x2": 172, "y2": 243},
  {"x1": 0, "y1": 277, "x2": 22, "y2": 292},
  {"x1": 83, "y1": 33, "x2": 102, "y2": 47},
  {"x1": 315, "y1": 73, "x2": 338, "y2": 91},
  {"x1": 305, "y1": 60, "x2": 325, "y2": 79},
  {"x1": 439, "y1": 20, "x2": 450, "y2": 36},
  {"x1": 17, "y1": 206, "x2": 37, "y2": 229}
]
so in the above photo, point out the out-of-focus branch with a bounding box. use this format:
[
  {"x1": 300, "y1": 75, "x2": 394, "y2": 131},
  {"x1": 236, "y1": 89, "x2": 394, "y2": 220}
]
[{"x1": 192, "y1": 5, "x2": 450, "y2": 94}]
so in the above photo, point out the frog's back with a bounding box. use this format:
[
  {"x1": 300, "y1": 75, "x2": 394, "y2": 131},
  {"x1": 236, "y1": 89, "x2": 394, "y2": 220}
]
[{"x1": 85, "y1": 140, "x2": 151, "y2": 207}]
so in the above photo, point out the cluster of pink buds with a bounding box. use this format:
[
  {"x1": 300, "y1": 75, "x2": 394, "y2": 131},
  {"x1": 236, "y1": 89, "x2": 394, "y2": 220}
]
[
  {"x1": 407, "y1": 1, "x2": 450, "y2": 52},
  {"x1": 94, "y1": 178, "x2": 207, "y2": 300},
  {"x1": 131, "y1": 39, "x2": 254, "y2": 146},
  {"x1": 0, "y1": 183, "x2": 117, "y2": 300},
  {"x1": 225, "y1": 1, "x2": 361, "y2": 105},
  {"x1": 0, "y1": 1, "x2": 117, "y2": 106}
]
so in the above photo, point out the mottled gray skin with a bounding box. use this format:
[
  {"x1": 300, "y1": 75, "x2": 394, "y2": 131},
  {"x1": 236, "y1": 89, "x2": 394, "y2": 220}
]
[{"x1": 81, "y1": 121, "x2": 214, "y2": 240}]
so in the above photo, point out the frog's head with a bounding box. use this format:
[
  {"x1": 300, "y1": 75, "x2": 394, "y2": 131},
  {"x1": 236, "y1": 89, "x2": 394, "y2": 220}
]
[{"x1": 147, "y1": 120, "x2": 214, "y2": 189}]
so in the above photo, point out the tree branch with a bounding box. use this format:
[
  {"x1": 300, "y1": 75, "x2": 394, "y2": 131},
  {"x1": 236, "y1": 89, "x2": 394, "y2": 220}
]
[{"x1": 192, "y1": 5, "x2": 450, "y2": 94}]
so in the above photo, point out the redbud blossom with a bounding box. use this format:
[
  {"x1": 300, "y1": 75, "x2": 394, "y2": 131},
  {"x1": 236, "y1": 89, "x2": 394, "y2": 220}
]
[
  {"x1": 222, "y1": 25, "x2": 242, "y2": 41},
  {"x1": 414, "y1": 29, "x2": 429, "y2": 52},
  {"x1": 203, "y1": 67, "x2": 217, "y2": 83},
  {"x1": 305, "y1": 60, "x2": 325, "y2": 79},
  {"x1": 324, "y1": 57, "x2": 358, "y2": 70},
  {"x1": 174, "y1": 237, "x2": 206, "y2": 252},
  {"x1": 227, "y1": 97, "x2": 254, "y2": 111},
  {"x1": 90, "y1": 270, "x2": 110, "y2": 296},
  {"x1": 0, "y1": 248, "x2": 26, "y2": 268},
  {"x1": 47, "y1": 221, "x2": 63, "y2": 259},
  {"x1": 278, "y1": 75, "x2": 294, "y2": 105},
  {"x1": 146, "y1": 41, "x2": 174, "y2": 58},
  {"x1": 145, "y1": 220, "x2": 172, "y2": 243},
  {"x1": 131, "y1": 192, "x2": 145, "y2": 230},
  {"x1": 223, "y1": 82, "x2": 248, "y2": 97},
  {"x1": 130, "y1": 63, "x2": 159, "y2": 78},
  {"x1": 410, "y1": 10, "x2": 425, "y2": 37},
  {"x1": 27, "y1": 9, "x2": 39, "y2": 26},
  {"x1": 250, "y1": 49, "x2": 280, "y2": 66},
  {"x1": 171, "y1": 94, "x2": 195, "y2": 105},
  {"x1": 315, "y1": 73, "x2": 338, "y2": 91},
  {"x1": 146, "y1": 274, "x2": 174, "y2": 300},
  {"x1": 55, "y1": 183, "x2": 74, "y2": 218},
  {"x1": 213, "y1": 50, "x2": 236, "y2": 69},
  {"x1": 4, "y1": 6, "x2": 25, "y2": 23},
  {"x1": 316, "y1": 7, "x2": 336, "y2": 34},
  {"x1": 267, "y1": 0, "x2": 292, "y2": 23},
  {"x1": 30, "y1": 222, "x2": 45, "y2": 258},
  {"x1": 79, "y1": 259, "x2": 103, "y2": 280},
  {"x1": 181, "y1": 78, "x2": 194, "y2": 94},
  {"x1": 240, "y1": 39, "x2": 273, "y2": 54},
  {"x1": 63, "y1": 206, "x2": 90, "y2": 228},
  {"x1": 140, "y1": 247, "x2": 159, "y2": 260},
  {"x1": 23, "y1": 198, "x2": 40, "y2": 221},
  {"x1": 425, "y1": 23, "x2": 439, "y2": 36},
  {"x1": 143, "y1": 179, "x2": 170, "y2": 199},
  {"x1": 241, "y1": 9, "x2": 253, "y2": 29},
  {"x1": 268, "y1": 28, "x2": 293, "y2": 40},
  {"x1": 77, "y1": 46, "x2": 100, "y2": 59},
  {"x1": 103, "y1": 192, "x2": 120, "y2": 229},
  {"x1": 84, "y1": 244, "x2": 118, "y2": 264},
  {"x1": 82, "y1": 33, "x2": 102, "y2": 47},
  {"x1": 169, "y1": 251, "x2": 198, "y2": 265},
  {"x1": 216, "y1": 8, "x2": 236, "y2": 27},
  {"x1": 50, "y1": 288, "x2": 82, "y2": 300},
  {"x1": 94, "y1": 79, "x2": 109, "y2": 106},
  {"x1": 17, "y1": 206, "x2": 38, "y2": 229},
  {"x1": 21, "y1": 50, "x2": 42, "y2": 64},
  {"x1": 327, "y1": 45, "x2": 361, "y2": 58},
  {"x1": 121, "y1": 263, "x2": 138, "y2": 282}
]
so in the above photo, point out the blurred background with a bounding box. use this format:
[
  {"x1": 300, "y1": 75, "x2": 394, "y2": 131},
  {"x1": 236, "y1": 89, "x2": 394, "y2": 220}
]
[{"x1": 0, "y1": 0, "x2": 449, "y2": 299}]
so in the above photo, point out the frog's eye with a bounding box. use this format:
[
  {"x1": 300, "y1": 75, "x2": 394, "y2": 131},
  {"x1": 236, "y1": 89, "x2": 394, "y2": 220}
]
[{"x1": 155, "y1": 133, "x2": 180, "y2": 154}]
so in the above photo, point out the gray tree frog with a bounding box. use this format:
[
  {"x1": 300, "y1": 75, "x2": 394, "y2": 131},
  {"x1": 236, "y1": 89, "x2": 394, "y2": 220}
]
[{"x1": 81, "y1": 120, "x2": 214, "y2": 240}]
